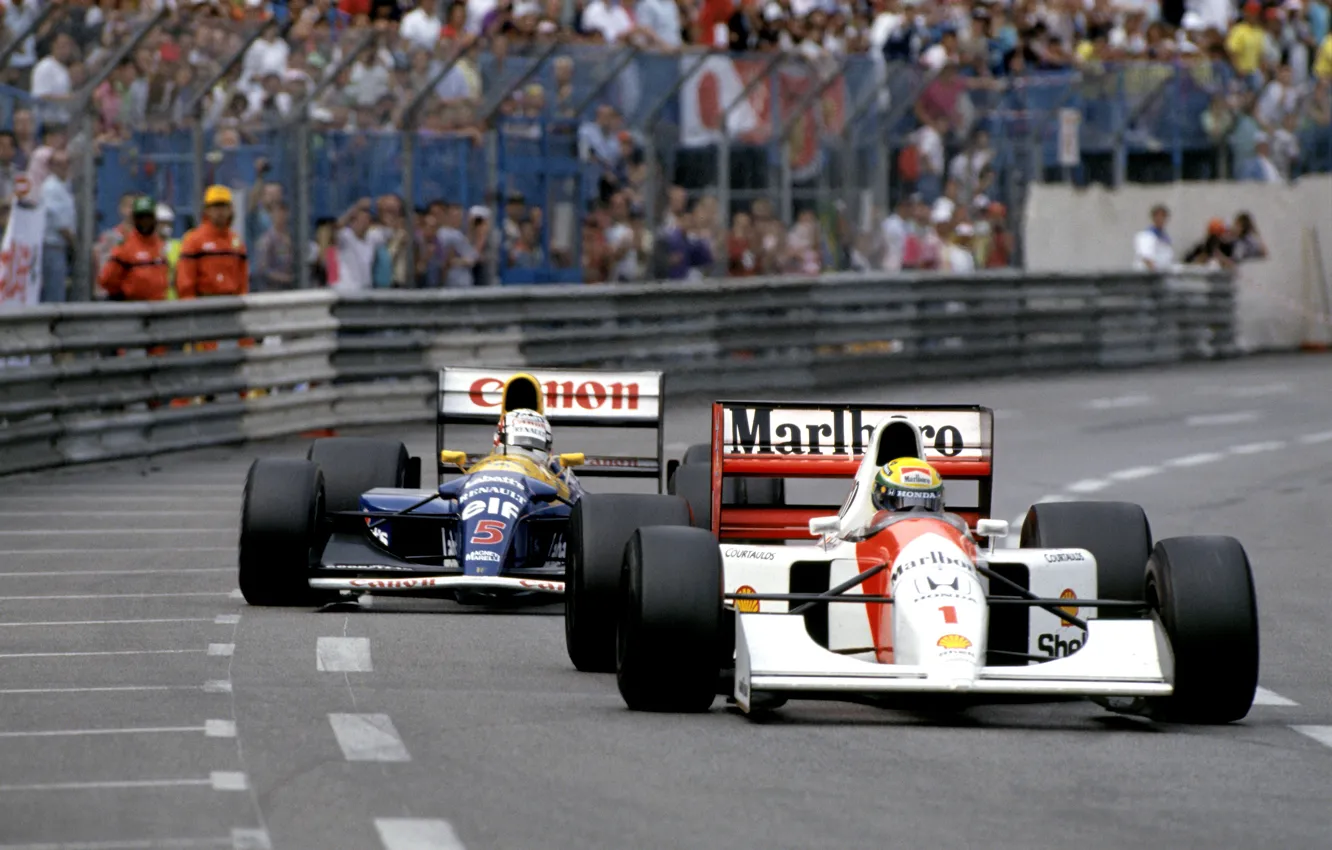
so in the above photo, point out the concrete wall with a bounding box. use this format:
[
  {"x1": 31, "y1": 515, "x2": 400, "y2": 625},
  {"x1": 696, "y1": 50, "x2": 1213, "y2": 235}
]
[{"x1": 1023, "y1": 177, "x2": 1332, "y2": 351}]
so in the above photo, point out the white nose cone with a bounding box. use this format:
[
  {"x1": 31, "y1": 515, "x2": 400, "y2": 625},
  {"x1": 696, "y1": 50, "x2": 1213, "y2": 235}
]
[{"x1": 888, "y1": 532, "x2": 988, "y2": 688}]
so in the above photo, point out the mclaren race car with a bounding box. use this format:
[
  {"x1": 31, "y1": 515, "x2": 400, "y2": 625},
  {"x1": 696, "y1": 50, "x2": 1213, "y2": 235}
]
[
  {"x1": 576, "y1": 400, "x2": 1260, "y2": 724},
  {"x1": 237, "y1": 366, "x2": 690, "y2": 614}
]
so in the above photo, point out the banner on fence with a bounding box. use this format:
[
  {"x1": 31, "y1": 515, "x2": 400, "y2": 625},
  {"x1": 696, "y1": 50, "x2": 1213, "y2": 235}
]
[
  {"x1": 0, "y1": 194, "x2": 45, "y2": 309},
  {"x1": 679, "y1": 55, "x2": 846, "y2": 181}
]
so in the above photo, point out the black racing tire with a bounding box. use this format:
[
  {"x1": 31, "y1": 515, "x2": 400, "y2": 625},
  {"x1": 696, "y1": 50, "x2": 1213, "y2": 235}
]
[
  {"x1": 668, "y1": 463, "x2": 714, "y2": 530},
  {"x1": 238, "y1": 458, "x2": 332, "y2": 606},
  {"x1": 1020, "y1": 501, "x2": 1152, "y2": 619},
  {"x1": 681, "y1": 443, "x2": 711, "y2": 465},
  {"x1": 565, "y1": 493, "x2": 692, "y2": 673},
  {"x1": 617, "y1": 525, "x2": 723, "y2": 712},
  {"x1": 1145, "y1": 536, "x2": 1259, "y2": 724},
  {"x1": 669, "y1": 443, "x2": 785, "y2": 529},
  {"x1": 307, "y1": 437, "x2": 410, "y2": 514}
]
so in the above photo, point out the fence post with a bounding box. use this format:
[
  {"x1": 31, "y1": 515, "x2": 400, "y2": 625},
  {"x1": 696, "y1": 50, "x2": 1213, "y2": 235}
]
[
  {"x1": 773, "y1": 55, "x2": 845, "y2": 225},
  {"x1": 69, "y1": 8, "x2": 168, "y2": 302},
  {"x1": 640, "y1": 50, "x2": 714, "y2": 242},
  {"x1": 717, "y1": 51, "x2": 784, "y2": 275}
]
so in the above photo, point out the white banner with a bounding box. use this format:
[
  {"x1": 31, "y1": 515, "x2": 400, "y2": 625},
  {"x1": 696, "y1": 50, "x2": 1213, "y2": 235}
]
[
  {"x1": 439, "y1": 367, "x2": 663, "y2": 421},
  {"x1": 0, "y1": 197, "x2": 45, "y2": 309}
]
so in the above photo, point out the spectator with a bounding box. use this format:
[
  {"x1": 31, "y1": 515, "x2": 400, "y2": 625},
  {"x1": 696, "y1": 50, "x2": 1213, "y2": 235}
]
[
  {"x1": 727, "y1": 210, "x2": 759, "y2": 277},
  {"x1": 98, "y1": 196, "x2": 170, "y2": 302},
  {"x1": 1133, "y1": 204, "x2": 1175, "y2": 271},
  {"x1": 1231, "y1": 212, "x2": 1269, "y2": 260},
  {"x1": 253, "y1": 200, "x2": 296, "y2": 292},
  {"x1": 177, "y1": 186, "x2": 249, "y2": 300},
  {"x1": 1184, "y1": 218, "x2": 1237, "y2": 268},
  {"x1": 39, "y1": 149, "x2": 75, "y2": 303},
  {"x1": 435, "y1": 202, "x2": 479, "y2": 288},
  {"x1": 1239, "y1": 134, "x2": 1284, "y2": 180},
  {"x1": 31, "y1": 32, "x2": 75, "y2": 126},
  {"x1": 26, "y1": 124, "x2": 67, "y2": 199},
  {"x1": 94, "y1": 193, "x2": 139, "y2": 285},
  {"x1": 332, "y1": 198, "x2": 385, "y2": 292},
  {"x1": 0, "y1": 132, "x2": 23, "y2": 208}
]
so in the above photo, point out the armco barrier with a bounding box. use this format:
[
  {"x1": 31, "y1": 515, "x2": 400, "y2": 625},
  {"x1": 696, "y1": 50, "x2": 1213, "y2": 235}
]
[{"x1": 0, "y1": 270, "x2": 1236, "y2": 475}]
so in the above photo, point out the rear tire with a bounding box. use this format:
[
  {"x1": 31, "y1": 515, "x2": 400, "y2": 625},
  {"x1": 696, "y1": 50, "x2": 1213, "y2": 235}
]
[
  {"x1": 565, "y1": 493, "x2": 691, "y2": 673},
  {"x1": 1146, "y1": 536, "x2": 1259, "y2": 724},
  {"x1": 617, "y1": 526, "x2": 723, "y2": 712},
  {"x1": 1020, "y1": 501, "x2": 1152, "y2": 618},
  {"x1": 307, "y1": 438, "x2": 410, "y2": 514},
  {"x1": 669, "y1": 443, "x2": 785, "y2": 530},
  {"x1": 238, "y1": 459, "x2": 331, "y2": 606}
]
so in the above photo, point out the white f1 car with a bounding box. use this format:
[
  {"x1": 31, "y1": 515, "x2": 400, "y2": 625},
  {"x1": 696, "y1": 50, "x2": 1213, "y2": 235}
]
[{"x1": 603, "y1": 400, "x2": 1260, "y2": 724}]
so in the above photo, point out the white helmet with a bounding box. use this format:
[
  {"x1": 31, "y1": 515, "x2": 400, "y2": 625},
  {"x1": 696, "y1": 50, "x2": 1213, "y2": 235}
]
[{"x1": 495, "y1": 408, "x2": 553, "y2": 463}]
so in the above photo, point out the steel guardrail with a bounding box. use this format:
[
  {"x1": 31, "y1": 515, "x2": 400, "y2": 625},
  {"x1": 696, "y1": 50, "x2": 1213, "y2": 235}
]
[{"x1": 0, "y1": 270, "x2": 1236, "y2": 475}]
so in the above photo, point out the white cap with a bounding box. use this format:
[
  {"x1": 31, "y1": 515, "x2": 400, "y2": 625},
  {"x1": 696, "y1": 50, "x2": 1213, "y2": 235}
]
[
  {"x1": 468, "y1": 205, "x2": 491, "y2": 220},
  {"x1": 955, "y1": 222, "x2": 974, "y2": 237},
  {"x1": 156, "y1": 203, "x2": 175, "y2": 222}
]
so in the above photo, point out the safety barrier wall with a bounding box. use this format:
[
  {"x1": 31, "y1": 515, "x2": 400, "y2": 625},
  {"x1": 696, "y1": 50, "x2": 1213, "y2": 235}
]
[{"x1": 0, "y1": 269, "x2": 1236, "y2": 475}]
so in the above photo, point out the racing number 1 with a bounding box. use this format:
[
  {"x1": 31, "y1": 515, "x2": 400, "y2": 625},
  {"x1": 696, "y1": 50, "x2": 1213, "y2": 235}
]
[
  {"x1": 470, "y1": 520, "x2": 505, "y2": 545},
  {"x1": 939, "y1": 605, "x2": 957, "y2": 624}
]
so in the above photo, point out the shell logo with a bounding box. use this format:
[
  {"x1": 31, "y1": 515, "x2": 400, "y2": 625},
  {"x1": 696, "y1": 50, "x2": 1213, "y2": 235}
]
[
  {"x1": 937, "y1": 634, "x2": 972, "y2": 650},
  {"x1": 1058, "y1": 588, "x2": 1078, "y2": 625},
  {"x1": 735, "y1": 585, "x2": 760, "y2": 613}
]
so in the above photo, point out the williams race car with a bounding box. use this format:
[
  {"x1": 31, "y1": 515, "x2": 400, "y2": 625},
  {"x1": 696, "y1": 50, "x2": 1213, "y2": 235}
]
[
  {"x1": 574, "y1": 400, "x2": 1259, "y2": 724},
  {"x1": 237, "y1": 366, "x2": 691, "y2": 622}
]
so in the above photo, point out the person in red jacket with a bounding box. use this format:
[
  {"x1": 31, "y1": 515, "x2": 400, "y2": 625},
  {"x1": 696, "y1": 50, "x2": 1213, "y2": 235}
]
[
  {"x1": 177, "y1": 185, "x2": 249, "y2": 299},
  {"x1": 98, "y1": 196, "x2": 169, "y2": 302}
]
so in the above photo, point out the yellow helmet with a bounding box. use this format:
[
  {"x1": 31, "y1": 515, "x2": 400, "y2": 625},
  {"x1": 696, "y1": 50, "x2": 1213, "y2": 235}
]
[{"x1": 872, "y1": 457, "x2": 944, "y2": 512}]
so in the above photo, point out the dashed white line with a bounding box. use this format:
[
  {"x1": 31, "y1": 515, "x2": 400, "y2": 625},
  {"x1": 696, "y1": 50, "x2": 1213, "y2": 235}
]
[
  {"x1": 1108, "y1": 466, "x2": 1161, "y2": 481},
  {"x1": 205, "y1": 720, "x2": 237, "y2": 738},
  {"x1": 203, "y1": 680, "x2": 233, "y2": 694},
  {"x1": 1064, "y1": 479, "x2": 1109, "y2": 494},
  {"x1": 0, "y1": 618, "x2": 215, "y2": 628},
  {"x1": 231, "y1": 829, "x2": 273, "y2": 850},
  {"x1": 229, "y1": 589, "x2": 244, "y2": 600},
  {"x1": 0, "y1": 838, "x2": 235, "y2": 849},
  {"x1": 1254, "y1": 687, "x2": 1299, "y2": 706},
  {"x1": 1166, "y1": 452, "x2": 1225, "y2": 468},
  {"x1": 0, "y1": 529, "x2": 231, "y2": 536},
  {"x1": 0, "y1": 685, "x2": 223, "y2": 695},
  {"x1": 1185, "y1": 411, "x2": 1260, "y2": 426},
  {"x1": 1298, "y1": 430, "x2": 1332, "y2": 444},
  {"x1": 317, "y1": 637, "x2": 372, "y2": 672},
  {"x1": 0, "y1": 592, "x2": 234, "y2": 601},
  {"x1": 0, "y1": 548, "x2": 232, "y2": 556},
  {"x1": 0, "y1": 649, "x2": 208, "y2": 660},
  {"x1": 214, "y1": 614, "x2": 242, "y2": 625},
  {"x1": 208, "y1": 644, "x2": 236, "y2": 657},
  {"x1": 210, "y1": 772, "x2": 250, "y2": 791},
  {"x1": 0, "y1": 511, "x2": 231, "y2": 518},
  {"x1": 1230, "y1": 441, "x2": 1286, "y2": 455},
  {"x1": 1291, "y1": 726, "x2": 1332, "y2": 749},
  {"x1": 0, "y1": 726, "x2": 209, "y2": 739},
  {"x1": 1084, "y1": 394, "x2": 1153, "y2": 410},
  {"x1": 328, "y1": 713, "x2": 411, "y2": 762},
  {"x1": 374, "y1": 819, "x2": 467, "y2": 850},
  {"x1": 0, "y1": 778, "x2": 217, "y2": 792},
  {"x1": 0, "y1": 568, "x2": 232, "y2": 578}
]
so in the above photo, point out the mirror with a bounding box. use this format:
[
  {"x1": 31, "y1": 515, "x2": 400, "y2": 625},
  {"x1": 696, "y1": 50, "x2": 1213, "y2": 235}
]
[
  {"x1": 976, "y1": 518, "x2": 1009, "y2": 538},
  {"x1": 808, "y1": 515, "x2": 841, "y2": 535},
  {"x1": 558, "y1": 452, "x2": 586, "y2": 467},
  {"x1": 439, "y1": 450, "x2": 468, "y2": 468},
  {"x1": 528, "y1": 481, "x2": 562, "y2": 503}
]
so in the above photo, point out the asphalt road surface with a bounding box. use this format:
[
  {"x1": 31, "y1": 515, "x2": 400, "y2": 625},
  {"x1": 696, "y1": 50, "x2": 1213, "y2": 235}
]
[{"x1": 2, "y1": 354, "x2": 1332, "y2": 849}]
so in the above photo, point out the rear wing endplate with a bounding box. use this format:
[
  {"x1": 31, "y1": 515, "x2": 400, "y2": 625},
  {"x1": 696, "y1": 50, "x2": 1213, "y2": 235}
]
[
  {"x1": 437, "y1": 366, "x2": 665, "y2": 491},
  {"x1": 710, "y1": 401, "x2": 994, "y2": 540}
]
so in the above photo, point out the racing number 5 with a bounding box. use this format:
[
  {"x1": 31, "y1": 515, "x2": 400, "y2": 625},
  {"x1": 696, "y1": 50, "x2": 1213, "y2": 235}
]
[
  {"x1": 470, "y1": 520, "x2": 506, "y2": 545},
  {"x1": 939, "y1": 605, "x2": 957, "y2": 624}
]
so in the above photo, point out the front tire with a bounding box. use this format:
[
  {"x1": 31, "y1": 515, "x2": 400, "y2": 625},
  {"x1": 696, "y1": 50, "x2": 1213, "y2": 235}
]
[
  {"x1": 238, "y1": 458, "x2": 330, "y2": 606},
  {"x1": 565, "y1": 493, "x2": 691, "y2": 672},
  {"x1": 617, "y1": 526, "x2": 723, "y2": 712},
  {"x1": 1020, "y1": 501, "x2": 1152, "y2": 618},
  {"x1": 1146, "y1": 536, "x2": 1259, "y2": 724}
]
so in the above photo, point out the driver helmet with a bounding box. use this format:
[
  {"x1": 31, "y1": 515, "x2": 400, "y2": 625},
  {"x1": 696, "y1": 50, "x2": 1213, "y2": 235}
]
[
  {"x1": 494, "y1": 408, "x2": 553, "y2": 464},
  {"x1": 872, "y1": 457, "x2": 944, "y2": 512}
]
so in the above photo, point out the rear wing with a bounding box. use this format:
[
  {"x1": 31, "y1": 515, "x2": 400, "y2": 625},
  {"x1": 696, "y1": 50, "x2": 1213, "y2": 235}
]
[
  {"x1": 710, "y1": 401, "x2": 994, "y2": 540},
  {"x1": 437, "y1": 366, "x2": 665, "y2": 491}
]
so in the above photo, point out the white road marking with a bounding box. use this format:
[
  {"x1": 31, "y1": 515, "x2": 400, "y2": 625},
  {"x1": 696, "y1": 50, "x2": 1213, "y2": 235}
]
[
  {"x1": 0, "y1": 529, "x2": 229, "y2": 536},
  {"x1": 374, "y1": 818, "x2": 466, "y2": 850},
  {"x1": 1290, "y1": 726, "x2": 1332, "y2": 749},
  {"x1": 0, "y1": 618, "x2": 215, "y2": 628},
  {"x1": 208, "y1": 644, "x2": 235, "y2": 657},
  {"x1": 0, "y1": 778, "x2": 216, "y2": 792},
  {"x1": 0, "y1": 568, "x2": 231, "y2": 578},
  {"x1": 0, "y1": 592, "x2": 233, "y2": 601},
  {"x1": 0, "y1": 496, "x2": 237, "y2": 503},
  {"x1": 0, "y1": 841, "x2": 228, "y2": 850},
  {"x1": 210, "y1": 772, "x2": 249, "y2": 791},
  {"x1": 1298, "y1": 430, "x2": 1332, "y2": 444},
  {"x1": 1230, "y1": 441, "x2": 1286, "y2": 455},
  {"x1": 316, "y1": 637, "x2": 372, "y2": 672},
  {"x1": 1199, "y1": 382, "x2": 1292, "y2": 398},
  {"x1": 1166, "y1": 452, "x2": 1225, "y2": 467},
  {"x1": 328, "y1": 713, "x2": 411, "y2": 762},
  {"x1": 0, "y1": 726, "x2": 207, "y2": 738},
  {"x1": 1084, "y1": 394, "x2": 1152, "y2": 410},
  {"x1": 1064, "y1": 479, "x2": 1108, "y2": 494},
  {"x1": 214, "y1": 614, "x2": 241, "y2": 625},
  {"x1": 203, "y1": 680, "x2": 233, "y2": 694},
  {"x1": 231, "y1": 829, "x2": 273, "y2": 850},
  {"x1": 0, "y1": 649, "x2": 207, "y2": 660},
  {"x1": 229, "y1": 589, "x2": 243, "y2": 600},
  {"x1": 1108, "y1": 466, "x2": 1161, "y2": 481},
  {"x1": 0, "y1": 554, "x2": 231, "y2": 559},
  {"x1": 205, "y1": 720, "x2": 237, "y2": 738},
  {"x1": 0, "y1": 511, "x2": 232, "y2": 517},
  {"x1": 1185, "y1": 411, "x2": 1260, "y2": 426},
  {"x1": 1254, "y1": 687, "x2": 1299, "y2": 706},
  {"x1": 0, "y1": 685, "x2": 221, "y2": 695}
]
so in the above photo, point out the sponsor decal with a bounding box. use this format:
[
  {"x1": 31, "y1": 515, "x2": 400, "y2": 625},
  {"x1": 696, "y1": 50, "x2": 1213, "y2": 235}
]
[
  {"x1": 890, "y1": 549, "x2": 975, "y2": 583},
  {"x1": 734, "y1": 585, "x2": 760, "y2": 613},
  {"x1": 463, "y1": 485, "x2": 525, "y2": 501},
  {"x1": 1038, "y1": 632, "x2": 1085, "y2": 657},
  {"x1": 466, "y1": 550, "x2": 502, "y2": 563},
  {"x1": 468, "y1": 377, "x2": 641, "y2": 411},
  {"x1": 724, "y1": 405, "x2": 973, "y2": 457},
  {"x1": 470, "y1": 520, "x2": 506, "y2": 545},
  {"x1": 1044, "y1": 551, "x2": 1084, "y2": 563},
  {"x1": 925, "y1": 576, "x2": 959, "y2": 591},
  {"x1": 937, "y1": 634, "x2": 972, "y2": 650},
  {"x1": 469, "y1": 474, "x2": 525, "y2": 487},
  {"x1": 462, "y1": 498, "x2": 521, "y2": 520},
  {"x1": 369, "y1": 526, "x2": 389, "y2": 546},
  {"x1": 900, "y1": 471, "x2": 933, "y2": 485},
  {"x1": 518, "y1": 579, "x2": 562, "y2": 591},
  {"x1": 325, "y1": 564, "x2": 400, "y2": 571},
  {"x1": 349, "y1": 578, "x2": 438, "y2": 589},
  {"x1": 725, "y1": 548, "x2": 775, "y2": 561},
  {"x1": 1057, "y1": 588, "x2": 1078, "y2": 625},
  {"x1": 443, "y1": 529, "x2": 458, "y2": 557},
  {"x1": 548, "y1": 536, "x2": 566, "y2": 560}
]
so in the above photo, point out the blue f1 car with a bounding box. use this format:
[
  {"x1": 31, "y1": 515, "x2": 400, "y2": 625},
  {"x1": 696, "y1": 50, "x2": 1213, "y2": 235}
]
[{"x1": 237, "y1": 366, "x2": 690, "y2": 648}]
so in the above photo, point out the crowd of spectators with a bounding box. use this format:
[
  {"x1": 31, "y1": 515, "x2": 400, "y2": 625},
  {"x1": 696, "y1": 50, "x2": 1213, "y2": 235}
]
[{"x1": 2, "y1": 0, "x2": 1331, "y2": 296}]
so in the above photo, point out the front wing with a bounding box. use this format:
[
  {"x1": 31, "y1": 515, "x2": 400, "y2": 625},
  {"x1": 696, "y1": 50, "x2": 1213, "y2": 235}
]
[
  {"x1": 734, "y1": 614, "x2": 1174, "y2": 712},
  {"x1": 309, "y1": 575, "x2": 564, "y2": 595}
]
